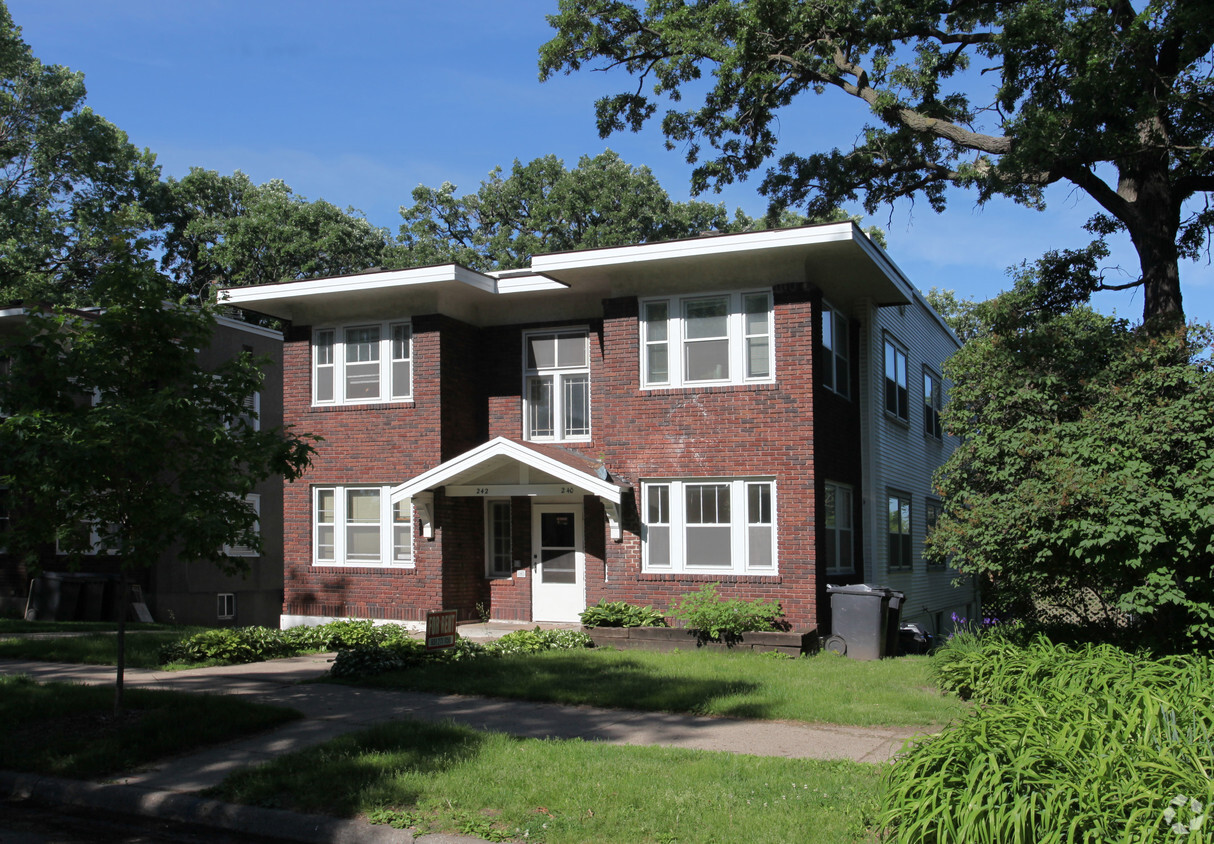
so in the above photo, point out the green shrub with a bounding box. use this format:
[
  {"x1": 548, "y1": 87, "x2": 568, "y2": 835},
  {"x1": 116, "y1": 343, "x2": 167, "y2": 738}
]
[
  {"x1": 669, "y1": 583, "x2": 786, "y2": 643},
  {"x1": 160, "y1": 620, "x2": 415, "y2": 667},
  {"x1": 579, "y1": 599, "x2": 668, "y2": 628},
  {"x1": 330, "y1": 628, "x2": 591, "y2": 678},
  {"x1": 883, "y1": 637, "x2": 1214, "y2": 842}
]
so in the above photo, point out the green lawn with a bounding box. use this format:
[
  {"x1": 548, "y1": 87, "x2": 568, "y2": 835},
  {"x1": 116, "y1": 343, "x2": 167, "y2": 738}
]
[
  {"x1": 0, "y1": 675, "x2": 301, "y2": 778},
  {"x1": 0, "y1": 628, "x2": 205, "y2": 668},
  {"x1": 344, "y1": 646, "x2": 967, "y2": 728},
  {"x1": 0, "y1": 619, "x2": 180, "y2": 634},
  {"x1": 209, "y1": 718, "x2": 883, "y2": 844}
]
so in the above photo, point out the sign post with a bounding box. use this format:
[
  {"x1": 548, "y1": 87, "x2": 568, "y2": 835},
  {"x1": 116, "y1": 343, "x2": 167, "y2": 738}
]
[{"x1": 425, "y1": 609, "x2": 459, "y2": 651}]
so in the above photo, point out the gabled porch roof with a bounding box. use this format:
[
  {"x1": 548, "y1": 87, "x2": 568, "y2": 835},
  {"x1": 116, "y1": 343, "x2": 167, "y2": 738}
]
[{"x1": 391, "y1": 437, "x2": 629, "y2": 541}]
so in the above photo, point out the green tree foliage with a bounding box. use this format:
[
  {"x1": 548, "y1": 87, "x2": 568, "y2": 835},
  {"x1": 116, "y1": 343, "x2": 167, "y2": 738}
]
[
  {"x1": 397, "y1": 150, "x2": 753, "y2": 271},
  {"x1": 926, "y1": 287, "x2": 1214, "y2": 648},
  {"x1": 540, "y1": 0, "x2": 1214, "y2": 324},
  {"x1": 0, "y1": 259, "x2": 318, "y2": 706},
  {"x1": 924, "y1": 287, "x2": 986, "y2": 343},
  {"x1": 159, "y1": 168, "x2": 394, "y2": 297},
  {"x1": 0, "y1": 2, "x2": 160, "y2": 306}
]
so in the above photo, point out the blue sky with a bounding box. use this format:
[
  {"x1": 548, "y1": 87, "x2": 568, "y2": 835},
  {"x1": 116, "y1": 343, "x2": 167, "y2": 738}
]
[{"x1": 9, "y1": 0, "x2": 1212, "y2": 325}]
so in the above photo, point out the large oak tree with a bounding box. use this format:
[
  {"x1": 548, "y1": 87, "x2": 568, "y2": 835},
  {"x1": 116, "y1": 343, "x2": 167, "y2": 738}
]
[{"x1": 540, "y1": 0, "x2": 1214, "y2": 324}]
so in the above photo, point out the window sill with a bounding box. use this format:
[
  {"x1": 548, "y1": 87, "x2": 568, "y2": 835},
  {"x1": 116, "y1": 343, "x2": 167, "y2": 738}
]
[
  {"x1": 640, "y1": 382, "x2": 778, "y2": 396},
  {"x1": 309, "y1": 401, "x2": 415, "y2": 412},
  {"x1": 311, "y1": 562, "x2": 416, "y2": 571},
  {"x1": 639, "y1": 571, "x2": 781, "y2": 582},
  {"x1": 883, "y1": 411, "x2": 911, "y2": 428}
]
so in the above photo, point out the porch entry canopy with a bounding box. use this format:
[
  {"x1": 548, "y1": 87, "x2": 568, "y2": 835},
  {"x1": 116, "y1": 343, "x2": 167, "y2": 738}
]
[{"x1": 390, "y1": 437, "x2": 629, "y2": 540}]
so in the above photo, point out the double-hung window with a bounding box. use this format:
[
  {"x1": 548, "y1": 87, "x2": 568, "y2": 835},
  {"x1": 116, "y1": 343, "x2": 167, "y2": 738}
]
[
  {"x1": 884, "y1": 337, "x2": 909, "y2": 421},
  {"x1": 640, "y1": 291, "x2": 773, "y2": 388},
  {"x1": 923, "y1": 369, "x2": 943, "y2": 439},
  {"x1": 223, "y1": 494, "x2": 261, "y2": 557},
  {"x1": 887, "y1": 492, "x2": 912, "y2": 571},
  {"x1": 642, "y1": 479, "x2": 776, "y2": 573},
  {"x1": 312, "y1": 322, "x2": 412, "y2": 406},
  {"x1": 523, "y1": 330, "x2": 589, "y2": 442},
  {"x1": 821, "y1": 303, "x2": 849, "y2": 397},
  {"x1": 823, "y1": 482, "x2": 854, "y2": 574},
  {"x1": 314, "y1": 486, "x2": 413, "y2": 567}
]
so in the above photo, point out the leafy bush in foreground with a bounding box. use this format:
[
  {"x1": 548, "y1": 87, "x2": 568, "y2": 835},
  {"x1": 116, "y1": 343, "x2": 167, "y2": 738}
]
[
  {"x1": 883, "y1": 636, "x2": 1214, "y2": 842},
  {"x1": 670, "y1": 583, "x2": 786, "y2": 643},
  {"x1": 579, "y1": 599, "x2": 668, "y2": 628},
  {"x1": 330, "y1": 627, "x2": 592, "y2": 678},
  {"x1": 160, "y1": 619, "x2": 413, "y2": 666}
]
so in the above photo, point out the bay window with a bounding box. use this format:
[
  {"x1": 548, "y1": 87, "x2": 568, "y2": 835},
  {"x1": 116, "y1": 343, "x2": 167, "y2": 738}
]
[
  {"x1": 642, "y1": 479, "x2": 776, "y2": 573},
  {"x1": 640, "y1": 290, "x2": 773, "y2": 388}
]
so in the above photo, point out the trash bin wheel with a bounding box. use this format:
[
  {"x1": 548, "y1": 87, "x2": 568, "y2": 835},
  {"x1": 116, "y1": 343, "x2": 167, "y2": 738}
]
[{"x1": 824, "y1": 634, "x2": 847, "y2": 655}]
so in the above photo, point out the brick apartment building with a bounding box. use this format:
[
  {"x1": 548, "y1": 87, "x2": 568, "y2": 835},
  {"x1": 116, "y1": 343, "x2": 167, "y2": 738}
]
[{"x1": 221, "y1": 222, "x2": 978, "y2": 637}]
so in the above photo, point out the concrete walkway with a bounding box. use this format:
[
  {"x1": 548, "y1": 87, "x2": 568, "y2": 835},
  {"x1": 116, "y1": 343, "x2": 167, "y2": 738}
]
[{"x1": 0, "y1": 634, "x2": 928, "y2": 842}]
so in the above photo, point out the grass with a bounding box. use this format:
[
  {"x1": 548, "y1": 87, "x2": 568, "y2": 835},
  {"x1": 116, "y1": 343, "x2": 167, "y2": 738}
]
[
  {"x1": 342, "y1": 647, "x2": 967, "y2": 728},
  {"x1": 0, "y1": 674, "x2": 301, "y2": 778},
  {"x1": 0, "y1": 619, "x2": 181, "y2": 634},
  {"x1": 209, "y1": 718, "x2": 883, "y2": 844},
  {"x1": 0, "y1": 627, "x2": 206, "y2": 668}
]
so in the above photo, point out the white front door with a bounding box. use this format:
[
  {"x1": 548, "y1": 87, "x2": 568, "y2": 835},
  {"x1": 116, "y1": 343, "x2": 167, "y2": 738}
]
[{"x1": 531, "y1": 503, "x2": 584, "y2": 622}]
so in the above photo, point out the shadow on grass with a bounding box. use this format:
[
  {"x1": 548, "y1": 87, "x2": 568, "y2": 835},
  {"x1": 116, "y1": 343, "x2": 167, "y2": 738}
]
[
  {"x1": 208, "y1": 719, "x2": 487, "y2": 817},
  {"x1": 352, "y1": 651, "x2": 770, "y2": 719}
]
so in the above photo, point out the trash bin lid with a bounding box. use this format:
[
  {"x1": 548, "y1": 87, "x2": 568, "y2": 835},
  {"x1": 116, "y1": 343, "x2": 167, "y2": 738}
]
[{"x1": 827, "y1": 583, "x2": 896, "y2": 596}]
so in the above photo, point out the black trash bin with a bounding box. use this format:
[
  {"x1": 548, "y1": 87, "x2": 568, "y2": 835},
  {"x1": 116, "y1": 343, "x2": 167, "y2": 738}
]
[
  {"x1": 824, "y1": 584, "x2": 895, "y2": 660},
  {"x1": 885, "y1": 590, "x2": 905, "y2": 657}
]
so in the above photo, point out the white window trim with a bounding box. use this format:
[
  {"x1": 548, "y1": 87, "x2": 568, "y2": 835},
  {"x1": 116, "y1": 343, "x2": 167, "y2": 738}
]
[
  {"x1": 223, "y1": 494, "x2": 261, "y2": 557},
  {"x1": 484, "y1": 499, "x2": 513, "y2": 578},
  {"x1": 821, "y1": 301, "x2": 849, "y2": 398},
  {"x1": 522, "y1": 327, "x2": 591, "y2": 443},
  {"x1": 639, "y1": 290, "x2": 774, "y2": 389},
  {"x1": 641, "y1": 478, "x2": 777, "y2": 574},
  {"x1": 823, "y1": 481, "x2": 855, "y2": 575},
  {"x1": 313, "y1": 485, "x2": 413, "y2": 567},
  {"x1": 923, "y1": 367, "x2": 943, "y2": 439},
  {"x1": 217, "y1": 592, "x2": 235, "y2": 620},
  {"x1": 887, "y1": 491, "x2": 913, "y2": 571},
  {"x1": 312, "y1": 321, "x2": 412, "y2": 407}
]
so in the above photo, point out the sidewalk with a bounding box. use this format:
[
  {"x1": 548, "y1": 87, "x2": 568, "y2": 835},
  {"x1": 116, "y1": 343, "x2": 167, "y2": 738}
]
[{"x1": 0, "y1": 636, "x2": 924, "y2": 842}]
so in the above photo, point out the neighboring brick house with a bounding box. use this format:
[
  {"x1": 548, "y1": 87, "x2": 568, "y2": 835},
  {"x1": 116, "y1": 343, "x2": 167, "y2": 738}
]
[
  {"x1": 0, "y1": 309, "x2": 286, "y2": 628},
  {"x1": 222, "y1": 222, "x2": 979, "y2": 637}
]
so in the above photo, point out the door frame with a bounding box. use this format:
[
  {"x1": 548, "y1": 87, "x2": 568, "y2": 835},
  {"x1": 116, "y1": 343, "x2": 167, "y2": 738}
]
[{"x1": 530, "y1": 502, "x2": 585, "y2": 622}]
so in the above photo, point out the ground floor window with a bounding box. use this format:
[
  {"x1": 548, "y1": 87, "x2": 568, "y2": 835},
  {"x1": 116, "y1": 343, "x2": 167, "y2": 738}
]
[
  {"x1": 217, "y1": 593, "x2": 235, "y2": 620},
  {"x1": 887, "y1": 492, "x2": 912, "y2": 571},
  {"x1": 823, "y1": 482, "x2": 854, "y2": 574},
  {"x1": 313, "y1": 485, "x2": 412, "y2": 567},
  {"x1": 642, "y1": 478, "x2": 776, "y2": 574},
  {"x1": 486, "y1": 499, "x2": 512, "y2": 577}
]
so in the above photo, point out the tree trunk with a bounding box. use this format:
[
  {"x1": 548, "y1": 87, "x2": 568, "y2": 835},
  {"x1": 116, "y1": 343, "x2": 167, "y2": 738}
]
[
  {"x1": 114, "y1": 571, "x2": 127, "y2": 716},
  {"x1": 1123, "y1": 163, "x2": 1185, "y2": 326}
]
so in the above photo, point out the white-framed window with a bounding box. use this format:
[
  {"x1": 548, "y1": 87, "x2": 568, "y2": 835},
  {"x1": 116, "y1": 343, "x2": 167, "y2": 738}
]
[
  {"x1": 888, "y1": 492, "x2": 912, "y2": 571},
  {"x1": 641, "y1": 478, "x2": 776, "y2": 573},
  {"x1": 223, "y1": 494, "x2": 261, "y2": 557},
  {"x1": 217, "y1": 593, "x2": 235, "y2": 620},
  {"x1": 884, "y1": 337, "x2": 909, "y2": 422},
  {"x1": 313, "y1": 485, "x2": 413, "y2": 567},
  {"x1": 523, "y1": 329, "x2": 590, "y2": 442},
  {"x1": 821, "y1": 302, "x2": 849, "y2": 398},
  {"x1": 640, "y1": 290, "x2": 773, "y2": 388},
  {"x1": 823, "y1": 481, "x2": 854, "y2": 574},
  {"x1": 923, "y1": 368, "x2": 943, "y2": 439},
  {"x1": 312, "y1": 322, "x2": 412, "y2": 406},
  {"x1": 485, "y1": 499, "x2": 512, "y2": 578}
]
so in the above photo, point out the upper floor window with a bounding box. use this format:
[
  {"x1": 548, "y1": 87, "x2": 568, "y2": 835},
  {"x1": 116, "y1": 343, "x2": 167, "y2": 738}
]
[
  {"x1": 884, "y1": 337, "x2": 909, "y2": 421},
  {"x1": 923, "y1": 369, "x2": 943, "y2": 439},
  {"x1": 223, "y1": 494, "x2": 261, "y2": 557},
  {"x1": 523, "y1": 329, "x2": 589, "y2": 442},
  {"x1": 821, "y1": 303, "x2": 849, "y2": 398},
  {"x1": 313, "y1": 322, "x2": 411, "y2": 406},
  {"x1": 642, "y1": 478, "x2": 776, "y2": 574},
  {"x1": 823, "y1": 481, "x2": 854, "y2": 574},
  {"x1": 640, "y1": 291, "x2": 773, "y2": 389},
  {"x1": 314, "y1": 485, "x2": 412, "y2": 567}
]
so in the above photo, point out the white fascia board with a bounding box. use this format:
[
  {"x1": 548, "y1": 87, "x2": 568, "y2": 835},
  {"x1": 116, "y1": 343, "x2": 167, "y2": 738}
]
[
  {"x1": 391, "y1": 436, "x2": 624, "y2": 503},
  {"x1": 219, "y1": 264, "x2": 497, "y2": 308},
  {"x1": 529, "y1": 222, "x2": 857, "y2": 273},
  {"x1": 494, "y1": 274, "x2": 570, "y2": 294},
  {"x1": 0, "y1": 307, "x2": 29, "y2": 319},
  {"x1": 213, "y1": 314, "x2": 284, "y2": 340}
]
